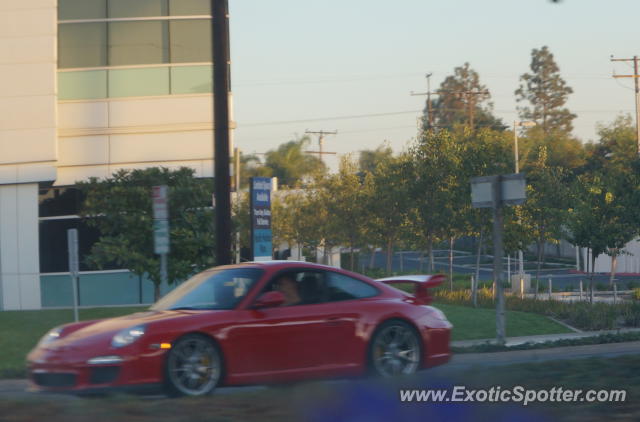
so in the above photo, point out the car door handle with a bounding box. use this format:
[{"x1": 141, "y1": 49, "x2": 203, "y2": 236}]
[{"x1": 325, "y1": 317, "x2": 342, "y2": 326}]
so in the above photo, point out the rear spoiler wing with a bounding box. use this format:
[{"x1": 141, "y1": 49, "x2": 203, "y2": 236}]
[{"x1": 376, "y1": 275, "x2": 445, "y2": 305}]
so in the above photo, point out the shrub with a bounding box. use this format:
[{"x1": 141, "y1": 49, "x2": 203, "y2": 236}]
[
  {"x1": 433, "y1": 289, "x2": 640, "y2": 331},
  {"x1": 633, "y1": 288, "x2": 640, "y2": 301}
]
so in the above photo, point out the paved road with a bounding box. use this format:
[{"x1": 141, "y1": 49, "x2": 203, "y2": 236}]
[{"x1": 3, "y1": 342, "x2": 639, "y2": 399}]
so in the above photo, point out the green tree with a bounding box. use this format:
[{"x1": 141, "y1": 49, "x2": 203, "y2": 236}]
[
  {"x1": 239, "y1": 154, "x2": 272, "y2": 189},
  {"x1": 78, "y1": 167, "x2": 215, "y2": 300},
  {"x1": 519, "y1": 146, "x2": 571, "y2": 291},
  {"x1": 567, "y1": 168, "x2": 637, "y2": 299},
  {"x1": 517, "y1": 126, "x2": 585, "y2": 170},
  {"x1": 515, "y1": 46, "x2": 576, "y2": 136},
  {"x1": 263, "y1": 136, "x2": 326, "y2": 188},
  {"x1": 368, "y1": 154, "x2": 412, "y2": 275},
  {"x1": 585, "y1": 114, "x2": 637, "y2": 172},
  {"x1": 319, "y1": 156, "x2": 374, "y2": 270},
  {"x1": 428, "y1": 63, "x2": 504, "y2": 131},
  {"x1": 358, "y1": 144, "x2": 393, "y2": 174},
  {"x1": 409, "y1": 129, "x2": 466, "y2": 284}
]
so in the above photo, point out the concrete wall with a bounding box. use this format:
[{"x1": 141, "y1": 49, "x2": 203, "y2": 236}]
[
  {"x1": 0, "y1": 0, "x2": 57, "y2": 185},
  {"x1": 56, "y1": 95, "x2": 216, "y2": 184},
  {"x1": 0, "y1": 184, "x2": 41, "y2": 310}
]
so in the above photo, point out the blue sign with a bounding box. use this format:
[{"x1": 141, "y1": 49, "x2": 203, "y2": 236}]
[{"x1": 250, "y1": 177, "x2": 272, "y2": 261}]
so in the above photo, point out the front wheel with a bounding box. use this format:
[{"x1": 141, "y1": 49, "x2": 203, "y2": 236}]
[
  {"x1": 164, "y1": 334, "x2": 222, "y2": 397},
  {"x1": 369, "y1": 320, "x2": 422, "y2": 377}
]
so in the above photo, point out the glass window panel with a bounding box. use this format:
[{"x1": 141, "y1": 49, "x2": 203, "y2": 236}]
[
  {"x1": 326, "y1": 273, "x2": 379, "y2": 302},
  {"x1": 169, "y1": 19, "x2": 212, "y2": 63},
  {"x1": 58, "y1": 70, "x2": 107, "y2": 100},
  {"x1": 108, "y1": 0, "x2": 168, "y2": 18},
  {"x1": 109, "y1": 21, "x2": 169, "y2": 66},
  {"x1": 39, "y1": 188, "x2": 85, "y2": 217},
  {"x1": 170, "y1": 65, "x2": 212, "y2": 94},
  {"x1": 58, "y1": 23, "x2": 107, "y2": 69},
  {"x1": 39, "y1": 219, "x2": 104, "y2": 273},
  {"x1": 169, "y1": 0, "x2": 211, "y2": 15},
  {"x1": 108, "y1": 67, "x2": 170, "y2": 97},
  {"x1": 59, "y1": 0, "x2": 106, "y2": 20}
]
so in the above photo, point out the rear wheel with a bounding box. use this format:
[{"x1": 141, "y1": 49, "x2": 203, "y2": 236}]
[
  {"x1": 369, "y1": 320, "x2": 421, "y2": 377},
  {"x1": 164, "y1": 334, "x2": 222, "y2": 397}
]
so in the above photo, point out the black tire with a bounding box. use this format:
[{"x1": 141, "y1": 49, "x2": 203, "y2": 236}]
[
  {"x1": 368, "y1": 320, "x2": 422, "y2": 377},
  {"x1": 164, "y1": 334, "x2": 222, "y2": 397}
]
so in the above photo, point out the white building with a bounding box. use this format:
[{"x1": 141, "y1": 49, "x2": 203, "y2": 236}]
[
  {"x1": 590, "y1": 240, "x2": 640, "y2": 275},
  {"x1": 1, "y1": 0, "x2": 229, "y2": 310}
]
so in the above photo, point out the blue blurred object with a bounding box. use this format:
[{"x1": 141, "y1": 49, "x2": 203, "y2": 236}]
[{"x1": 302, "y1": 377, "x2": 556, "y2": 422}]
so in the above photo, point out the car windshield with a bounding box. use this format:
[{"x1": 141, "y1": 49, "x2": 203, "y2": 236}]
[{"x1": 150, "y1": 268, "x2": 263, "y2": 311}]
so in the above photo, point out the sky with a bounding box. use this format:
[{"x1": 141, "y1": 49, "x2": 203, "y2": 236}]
[{"x1": 228, "y1": 0, "x2": 640, "y2": 171}]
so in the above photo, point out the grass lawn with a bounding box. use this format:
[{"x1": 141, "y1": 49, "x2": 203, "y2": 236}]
[
  {"x1": 0, "y1": 306, "x2": 147, "y2": 378},
  {"x1": 435, "y1": 303, "x2": 573, "y2": 341}
]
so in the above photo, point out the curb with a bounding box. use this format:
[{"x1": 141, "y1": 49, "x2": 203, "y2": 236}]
[{"x1": 451, "y1": 327, "x2": 640, "y2": 348}]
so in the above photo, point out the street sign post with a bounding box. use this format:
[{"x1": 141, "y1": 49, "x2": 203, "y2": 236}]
[
  {"x1": 250, "y1": 177, "x2": 273, "y2": 261},
  {"x1": 67, "y1": 228, "x2": 79, "y2": 322},
  {"x1": 152, "y1": 186, "x2": 170, "y2": 292},
  {"x1": 471, "y1": 173, "x2": 526, "y2": 345}
]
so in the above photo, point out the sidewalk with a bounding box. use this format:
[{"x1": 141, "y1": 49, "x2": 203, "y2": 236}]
[{"x1": 451, "y1": 327, "x2": 640, "y2": 348}]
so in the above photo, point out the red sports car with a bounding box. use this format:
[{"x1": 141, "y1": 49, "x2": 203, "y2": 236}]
[{"x1": 27, "y1": 261, "x2": 452, "y2": 396}]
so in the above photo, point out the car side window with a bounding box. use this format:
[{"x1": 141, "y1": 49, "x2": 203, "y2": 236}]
[
  {"x1": 326, "y1": 272, "x2": 379, "y2": 302},
  {"x1": 264, "y1": 270, "x2": 327, "y2": 306}
]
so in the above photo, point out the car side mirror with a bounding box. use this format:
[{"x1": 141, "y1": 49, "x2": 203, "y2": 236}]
[{"x1": 253, "y1": 291, "x2": 285, "y2": 309}]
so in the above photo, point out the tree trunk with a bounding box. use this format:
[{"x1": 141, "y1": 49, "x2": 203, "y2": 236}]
[
  {"x1": 590, "y1": 252, "x2": 596, "y2": 304},
  {"x1": 610, "y1": 253, "x2": 618, "y2": 286},
  {"x1": 154, "y1": 283, "x2": 161, "y2": 302},
  {"x1": 449, "y1": 237, "x2": 454, "y2": 291},
  {"x1": 475, "y1": 230, "x2": 483, "y2": 287},
  {"x1": 535, "y1": 239, "x2": 543, "y2": 298},
  {"x1": 138, "y1": 275, "x2": 143, "y2": 304},
  {"x1": 428, "y1": 236, "x2": 435, "y2": 273},
  {"x1": 369, "y1": 246, "x2": 376, "y2": 269},
  {"x1": 418, "y1": 251, "x2": 425, "y2": 272},
  {"x1": 350, "y1": 246, "x2": 355, "y2": 272},
  {"x1": 386, "y1": 238, "x2": 394, "y2": 275}
]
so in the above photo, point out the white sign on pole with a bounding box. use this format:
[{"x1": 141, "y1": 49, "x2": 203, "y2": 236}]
[
  {"x1": 67, "y1": 229, "x2": 79, "y2": 276},
  {"x1": 152, "y1": 185, "x2": 169, "y2": 220},
  {"x1": 471, "y1": 173, "x2": 526, "y2": 209},
  {"x1": 152, "y1": 185, "x2": 170, "y2": 254}
]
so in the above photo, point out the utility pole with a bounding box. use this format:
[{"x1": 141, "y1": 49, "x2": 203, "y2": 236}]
[
  {"x1": 440, "y1": 89, "x2": 490, "y2": 128},
  {"x1": 233, "y1": 147, "x2": 241, "y2": 192},
  {"x1": 611, "y1": 55, "x2": 640, "y2": 154},
  {"x1": 411, "y1": 73, "x2": 439, "y2": 130},
  {"x1": 304, "y1": 130, "x2": 338, "y2": 164},
  {"x1": 411, "y1": 74, "x2": 489, "y2": 129},
  {"x1": 212, "y1": 0, "x2": 232, "y2": 265}
]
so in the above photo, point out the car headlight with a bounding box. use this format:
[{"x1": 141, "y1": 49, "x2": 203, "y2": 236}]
[
  {"x1": 111, "y1": 325, "x2": 146, "y2": 348},
  {"x1": 38, "y1": 327, "x2": 63, "y2": 346}
]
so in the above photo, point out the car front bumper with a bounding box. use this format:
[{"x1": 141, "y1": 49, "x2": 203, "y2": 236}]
[{"x1": 27, "y1": 347, "x2": 167, "y2": 393}]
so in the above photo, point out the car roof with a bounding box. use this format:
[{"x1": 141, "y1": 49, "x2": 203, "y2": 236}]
[{"x1": 203, "y1": 261, "x2": 344, "y2": 272}]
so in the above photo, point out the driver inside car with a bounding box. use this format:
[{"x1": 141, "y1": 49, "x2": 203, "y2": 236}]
[{"x1": 274, "y1": 275, "x2": 301, "y2": 306}]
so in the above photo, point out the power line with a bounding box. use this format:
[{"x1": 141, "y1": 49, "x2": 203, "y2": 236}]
[
  {"x1": 304, "y1": 130, "x2": 338, "y2": 164},
  {"x1": 238, "y1": 108, "x2": 634, "y2": 129},
  {"x1": 240, "y1": 111, "x2": 421, "y2": 127}
]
